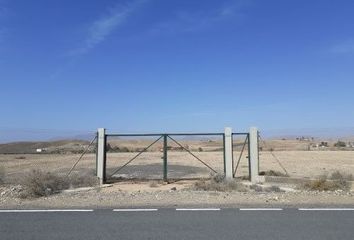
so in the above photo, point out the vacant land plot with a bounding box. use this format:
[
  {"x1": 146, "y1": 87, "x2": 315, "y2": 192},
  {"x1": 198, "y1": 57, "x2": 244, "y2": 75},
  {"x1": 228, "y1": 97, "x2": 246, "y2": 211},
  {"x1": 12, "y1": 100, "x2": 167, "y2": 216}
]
[{"x1": 1, "y1": 151, "x2": 353, "y2": 182}]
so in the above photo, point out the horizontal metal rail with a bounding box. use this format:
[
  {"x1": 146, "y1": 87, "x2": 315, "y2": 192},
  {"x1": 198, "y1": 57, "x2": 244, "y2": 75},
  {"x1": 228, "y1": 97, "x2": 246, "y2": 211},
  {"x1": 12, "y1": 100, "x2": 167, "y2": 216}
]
[
  {"x1": 106, "y1": 134, "x2": 164, "y2": 137},
  {"x1": 106, "y1": 133, "x2": 225, "y2": 137},
  {"x1": 232, "y1": 133, "x2": 249, "y2": 136}
]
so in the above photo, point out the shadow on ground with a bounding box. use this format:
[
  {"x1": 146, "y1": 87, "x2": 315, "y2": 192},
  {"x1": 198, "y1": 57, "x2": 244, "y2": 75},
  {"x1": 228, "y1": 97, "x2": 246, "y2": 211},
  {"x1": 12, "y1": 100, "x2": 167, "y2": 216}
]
[{"x1": 106, "y1": 163, "x2": 217, "y2": 182}]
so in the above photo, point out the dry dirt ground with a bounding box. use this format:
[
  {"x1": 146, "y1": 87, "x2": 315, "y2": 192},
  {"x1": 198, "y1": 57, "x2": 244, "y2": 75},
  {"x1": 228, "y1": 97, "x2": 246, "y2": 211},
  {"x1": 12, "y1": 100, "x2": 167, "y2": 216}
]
[
  {"x1": 0, "y1": 180, "x2": 353, "y2": 209},
  {"x1": 1, "y1": 151, "x2": 354, "y2": 181},
  {"x1": 1, "y1": 150, "x2": 354, "y2": 208}
]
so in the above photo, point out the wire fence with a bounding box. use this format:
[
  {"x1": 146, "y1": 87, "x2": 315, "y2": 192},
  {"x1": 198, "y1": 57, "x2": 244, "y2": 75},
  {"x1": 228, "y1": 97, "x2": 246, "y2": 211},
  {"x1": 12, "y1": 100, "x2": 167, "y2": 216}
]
[{"x1": 257, "y1": 133, "x2": 354, "y2": 179}]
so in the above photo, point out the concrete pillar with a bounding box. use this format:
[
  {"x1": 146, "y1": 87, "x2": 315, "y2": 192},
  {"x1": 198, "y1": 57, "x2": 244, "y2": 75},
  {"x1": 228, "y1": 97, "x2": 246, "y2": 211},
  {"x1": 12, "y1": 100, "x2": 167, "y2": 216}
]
[
  {"x1": 249, "y1": 127, "x2": 259, "y2": 183},
  {"x1": 97, "y1": 128, "x2": 106, "y2": 184},
  {"x1": 224, "y1": 127, "x2": 233, "y2": 180}
]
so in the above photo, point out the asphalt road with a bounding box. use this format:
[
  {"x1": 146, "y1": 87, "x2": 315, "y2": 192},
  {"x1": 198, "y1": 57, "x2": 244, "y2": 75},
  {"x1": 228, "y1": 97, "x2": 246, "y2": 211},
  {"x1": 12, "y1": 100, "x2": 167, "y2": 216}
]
[{"x1": 0, "y1": 208, "x2": 353, "y2": 240}]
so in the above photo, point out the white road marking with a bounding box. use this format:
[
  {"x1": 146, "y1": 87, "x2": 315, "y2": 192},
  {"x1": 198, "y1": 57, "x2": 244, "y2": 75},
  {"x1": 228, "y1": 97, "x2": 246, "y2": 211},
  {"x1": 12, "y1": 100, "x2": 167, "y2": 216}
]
[
  {"x1": 176, "y1": 208, "x2": 221, "y2": 211},
  {"x1": 240, "y1": 208, "x2": 283, "y2": 211},
  {"x1": 113, "y1": 209, "x2": 158, "y2": 212},
  {"x1": 299, "y1": 208, "x2": 354, "y2": 211},
  {"x1": 0, "y1": 209, "x2": 94, "y2": 213}
]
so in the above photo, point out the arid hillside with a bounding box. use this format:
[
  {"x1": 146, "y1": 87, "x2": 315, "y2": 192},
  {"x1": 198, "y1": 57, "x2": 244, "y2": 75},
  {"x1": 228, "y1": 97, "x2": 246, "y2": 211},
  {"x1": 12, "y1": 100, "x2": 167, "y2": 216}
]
[
  {"x1": 0, "y1": 136, "x2": 353, "y2": 154},
  {"x1": 0, "y1": 140, "x2": 92, "y2": 154}
]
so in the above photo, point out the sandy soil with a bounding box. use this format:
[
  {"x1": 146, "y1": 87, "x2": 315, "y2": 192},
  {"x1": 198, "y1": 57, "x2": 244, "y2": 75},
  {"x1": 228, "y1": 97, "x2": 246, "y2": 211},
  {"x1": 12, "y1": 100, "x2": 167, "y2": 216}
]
[
  {"x1": 0, "y1": 181, "x2": 353, "y2": 209},
  {"x1": 1, "y1": 142, "x2": 353, "y2": 208},
  {"x1": 1, "y1": 151, "x2": 353, "y2": 182}
]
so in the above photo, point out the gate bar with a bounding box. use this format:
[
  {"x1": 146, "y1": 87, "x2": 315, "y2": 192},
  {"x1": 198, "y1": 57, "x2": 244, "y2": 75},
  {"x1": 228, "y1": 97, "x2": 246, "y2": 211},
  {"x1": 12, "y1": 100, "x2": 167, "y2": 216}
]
[
  {"x1": 106, "y1": 133, "x2": 225, "y2": 137},
  {"x1": 163, "y1": 135, "x2": 168, "y2": 181}
]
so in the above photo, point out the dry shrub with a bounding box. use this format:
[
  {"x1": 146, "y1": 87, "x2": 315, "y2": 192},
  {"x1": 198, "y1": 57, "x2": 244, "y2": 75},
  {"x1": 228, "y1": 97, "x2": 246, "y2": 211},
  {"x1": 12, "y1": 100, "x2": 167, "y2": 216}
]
[
  {"x1": 250, "y1": 184, "x2": 283, "y2": 192},
  {"x1": 265, "y1": 185, "x2": 283, "y2": 192},
  {"x1": 194, "y1": 180, "x2": 246, "y2": 192},
  {"x1": 68, "y1": 173, "x2": 98, "y2": 188},
  {"x1": 20, "y1": 170, "x2": 98, "y2": 198},
  {"x1": 149, "y1": 181, "x2": 159, "y2": 188},
  {"x1": 330, "y1": 171, "x2": 353, "y2": 182},
  {"x1": 249, "y1": 184, "x2": 263, "y2": 192},
  {"x1": 194, "y1": 174, "x2": 248, "y2": 192},
  {"x1": 259, "y1": 170, "x2": 288, "y2": 177},
  {"x1": 303, "y1": 171, "x2": 352, "y2": 191},
  {"x1": 20, "y1": 170, "x2": 70, "y2": 198},
  {"x1": 212, "y1": 173, "x2": 225, "y2": 183},
  {"x1": 0, "y1": 166, "x2": 5, "y2": 184}
]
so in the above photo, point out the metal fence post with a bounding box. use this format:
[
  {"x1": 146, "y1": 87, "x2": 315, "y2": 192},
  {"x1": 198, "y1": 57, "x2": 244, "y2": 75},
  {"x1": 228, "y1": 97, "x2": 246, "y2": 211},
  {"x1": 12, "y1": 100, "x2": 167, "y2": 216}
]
[
  {"x1": 249, "y1": 127, "x2": 259, "y2": 183},
  {"x1": 224, "y1": 127, "x2": 233, "y2": 180},
  {"x1": 163, "y1": 134, "x2": 168, "y2": 181},
  {"x1": 95, "y1": 131, "x2": 98, "y2": 176},
  {"x1": 97, "y1": 128, "x2": 106, "y2": 184}
]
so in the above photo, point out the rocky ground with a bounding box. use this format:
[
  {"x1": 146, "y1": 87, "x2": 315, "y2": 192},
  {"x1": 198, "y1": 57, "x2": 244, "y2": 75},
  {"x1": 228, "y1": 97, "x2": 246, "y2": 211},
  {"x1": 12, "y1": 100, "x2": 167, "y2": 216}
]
[{"x1": 1, "y1": 180, "x2": 353, "y2": 209}]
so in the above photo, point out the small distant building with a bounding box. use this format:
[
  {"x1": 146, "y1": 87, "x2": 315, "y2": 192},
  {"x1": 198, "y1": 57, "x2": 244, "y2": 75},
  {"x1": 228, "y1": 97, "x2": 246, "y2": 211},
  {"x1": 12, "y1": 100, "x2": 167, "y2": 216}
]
[
  {"x1": 296, "y1": 136, "x2": 314, "y2": 142},
  {"x1": 36, "y1": 148, "x2": 45, "y2": 153}
]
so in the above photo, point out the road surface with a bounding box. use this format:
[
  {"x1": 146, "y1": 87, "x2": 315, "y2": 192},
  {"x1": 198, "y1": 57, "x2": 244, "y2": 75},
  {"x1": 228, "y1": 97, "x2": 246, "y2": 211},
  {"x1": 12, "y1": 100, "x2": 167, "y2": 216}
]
[{"x1": 0, "y1": 208, "x2": 353, "y2": 240}]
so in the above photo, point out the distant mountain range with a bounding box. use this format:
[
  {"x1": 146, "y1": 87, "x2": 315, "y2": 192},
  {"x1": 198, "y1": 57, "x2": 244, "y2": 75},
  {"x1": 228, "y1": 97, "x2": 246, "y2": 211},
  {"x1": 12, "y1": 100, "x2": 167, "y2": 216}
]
[{"x1": 0, "y1": 127, "x2": 353, "y2": 144}]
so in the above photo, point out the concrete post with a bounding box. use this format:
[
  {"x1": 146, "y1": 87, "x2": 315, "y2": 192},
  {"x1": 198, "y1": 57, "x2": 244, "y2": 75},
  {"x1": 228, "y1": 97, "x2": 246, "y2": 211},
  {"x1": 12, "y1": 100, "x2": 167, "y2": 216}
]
[
  {"x1": 97, "y1": 128, "x2": 106, "y2": 184},
  {"x1": 224, "y1": 127, "x2": 233, "y2": 180},
  {"x1": 249, "y1": 127, "x2": 259, "y2": 183}
]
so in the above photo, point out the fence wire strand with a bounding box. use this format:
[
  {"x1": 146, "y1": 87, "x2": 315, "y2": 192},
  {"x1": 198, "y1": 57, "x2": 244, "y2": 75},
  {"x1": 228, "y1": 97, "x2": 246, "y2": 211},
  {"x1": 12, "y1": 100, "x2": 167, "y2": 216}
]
[
  {"x1": 67, "y1": 135, "x2": 97, "y2": 177},
  {"x1": 259, "y1": 135, "x2": 289, "y2": 176},
  {"x1": 233, "y1": 135, "x2": 249, "y2": 177},
  {"x1": 168, "y1": 136, "x2": 217, "y2": 173}
]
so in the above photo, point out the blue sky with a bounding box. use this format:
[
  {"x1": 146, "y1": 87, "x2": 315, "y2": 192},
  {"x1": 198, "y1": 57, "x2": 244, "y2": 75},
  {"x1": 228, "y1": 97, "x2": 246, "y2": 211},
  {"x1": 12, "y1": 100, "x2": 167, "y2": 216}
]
[{"x1": 0, "y1": 0, "x2": 354, "y2": 140}]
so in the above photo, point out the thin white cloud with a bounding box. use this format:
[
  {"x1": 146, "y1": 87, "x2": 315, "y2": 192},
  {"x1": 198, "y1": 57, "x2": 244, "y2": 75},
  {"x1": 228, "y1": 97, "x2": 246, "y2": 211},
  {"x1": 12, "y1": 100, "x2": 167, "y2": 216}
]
[
  {"x1": 331, "y1": 41, "x2": 354, "y2": 54},
  {"x1": 69, "y1": 0, "x2": 147, "y2": 56},
  {"x1": 219, "y1": 0, "x2": 252, "y2": 17},
  {"x1": 150, "y1": 0, "x2": 251, "y2": 34}
]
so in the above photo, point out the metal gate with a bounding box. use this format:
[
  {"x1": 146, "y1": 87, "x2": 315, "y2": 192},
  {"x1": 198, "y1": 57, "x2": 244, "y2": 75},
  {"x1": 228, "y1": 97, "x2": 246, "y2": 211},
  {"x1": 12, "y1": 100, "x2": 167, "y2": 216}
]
[
  {"x1": 96, "y1": 130, "x2": 256, "y2": 183},
  {"x1": 104, "y1": 132, "x2": 226, "y2": 182}
]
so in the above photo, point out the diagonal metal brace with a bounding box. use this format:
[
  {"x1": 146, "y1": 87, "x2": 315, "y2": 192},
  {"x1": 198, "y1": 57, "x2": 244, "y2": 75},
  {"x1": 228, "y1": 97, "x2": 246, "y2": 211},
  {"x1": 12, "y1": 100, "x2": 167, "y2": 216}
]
[
  {"x1": 67, "y1": 135, "x2": 97, "y2": 177},
  {"x1": 109, "y1": 136, "x2": 163, "y2": 178},
  {"x1": 167, "y1": 136, "x2": 217, "y2": 173},
  {"x1": 233, "y1": 135, "x2": 249, "y2": 177},
  {"x1": 259, "y1": 135, "x2": 289, "y2": 176}
]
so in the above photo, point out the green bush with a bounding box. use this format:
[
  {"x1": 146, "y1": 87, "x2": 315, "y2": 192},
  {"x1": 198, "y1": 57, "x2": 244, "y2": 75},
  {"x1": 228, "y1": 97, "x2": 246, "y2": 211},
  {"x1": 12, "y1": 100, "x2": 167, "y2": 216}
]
[{"x1": 334, "y1": 141, "x2": 346, "y2": 147}]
